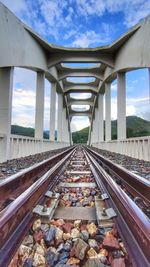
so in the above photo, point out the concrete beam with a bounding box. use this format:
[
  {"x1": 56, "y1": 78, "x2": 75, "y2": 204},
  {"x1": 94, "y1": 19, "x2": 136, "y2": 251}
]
[
  {"x1": 64, "y1": 89, "x2": 97, "y2": 95},
  {"x1": 70, "y1": 112, "x2": 92, "y2": 118},
  {"x1": 47, "y1": 66, "x2": 58, "y2": 81},
  {"x1": 68, "y1": 100, "x2": 94, "y2": 107},
  {"x1": 58, "y1": 69, "x2": 103, "y2": 81},
  {"x1": 64, "y1": 84, "x2": 98, "y2": 94},
  {"x1": 48, "y1": 51, "x2": 114, "y2": 68},
  {"x1": 0, "y1": 3, "x2": 47, "y2": 70}
]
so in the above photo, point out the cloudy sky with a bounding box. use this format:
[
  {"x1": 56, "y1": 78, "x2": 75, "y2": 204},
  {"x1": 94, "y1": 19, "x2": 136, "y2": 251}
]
[{"x1": 1, "y1": 0, "x2": 150, "y2": 132}]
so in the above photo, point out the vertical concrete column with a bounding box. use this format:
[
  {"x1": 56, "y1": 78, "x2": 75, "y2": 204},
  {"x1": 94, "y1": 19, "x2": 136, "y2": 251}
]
[
  {"x1": 57, "y1": 93, "x2": 63, "y2": 142},
  {"x1": 94, "y1": 108, "x2": 99, "y2": 143},
  {"x1": 0, "y1": 67, "x2": 14, "y2": 161},
  {"x1": 69, "y1": 118, "x2": 72, "y2": 145},
  {"x1": 49, "y1": 82, "x2": 56, "y2": 141},
  {"x1": 88, "y1": 118, "x2": 92, "y2": 145},
  {"x1": 65, "y1": 117, "x2": 70, "y2": 143},
  {"x1": 35, "y1": 72, "x2": 45, "y2": 139},
  {"x1": 64, "y1": 118, "x2": 68, "y2": 143},
  {"x1": 98, "y1": 94, "x2": 104, "y2": 142},
  {"x1": 70, "y1": 130, "x2": 73, "y2": 145},
  {"x1": 90, "y1": 129, "x2": 93, "y2": 144},
  {"x1": 117, "y1": 72, "x2": 126, "y2": 140},
  {"x1": 148, "y1": 68, "x2": 150, "y2": 101},
  {"x1": 91, "y1": 118, "x2": 96, "y2": 143},
  {"x1": 62, "y1": 108, "x2": 67, "y2": 142},
  {"x1": 105, "y1": 83, "x2": 111, "y2": 141}
]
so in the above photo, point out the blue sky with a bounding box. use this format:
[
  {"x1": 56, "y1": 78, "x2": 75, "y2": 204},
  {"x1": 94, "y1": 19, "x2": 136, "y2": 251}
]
[{"x1": 1, "y1": 0, "x2": 150, "y2": 131}]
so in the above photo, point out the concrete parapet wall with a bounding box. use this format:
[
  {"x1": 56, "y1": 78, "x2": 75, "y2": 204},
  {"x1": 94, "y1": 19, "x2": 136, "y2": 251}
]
[
  {"x1": 0, "y1": 134, "x2": 70, "y2": 162},
  {"x1": 91, "y1": 136, "x2": 150, "y2": 162}
]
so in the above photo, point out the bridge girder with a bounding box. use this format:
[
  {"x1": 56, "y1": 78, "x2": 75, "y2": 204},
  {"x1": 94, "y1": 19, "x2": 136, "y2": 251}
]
[{"x1": 1, "y1": 2, "x2": 150, "y2": 147}]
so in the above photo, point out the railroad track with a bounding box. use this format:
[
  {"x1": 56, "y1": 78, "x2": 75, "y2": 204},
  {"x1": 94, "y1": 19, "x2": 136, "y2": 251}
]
[
  {"x1": 0, "y1": 146, "x2": 150, "y2": 267},
  {"x1": 0, "y1": 146, "x2": 74, "y2": 211},
  {"x1": 85, "y1": 146, "x2": 150, "y2": 216}
]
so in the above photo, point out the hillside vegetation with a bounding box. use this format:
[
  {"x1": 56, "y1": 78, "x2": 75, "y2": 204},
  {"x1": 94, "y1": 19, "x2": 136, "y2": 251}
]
[
  {"x1": 72, "y1": 116, "x2": 150, "y2": 144},
  {"x1": 11, "y1": 116, "x2": 150, "y2": 143},
  {"x1": 11, "y1": 125, "x2": 49, "y2": 139},
  {"x1": 72, "y1": 127, "x2": 89, "y2": 144}
]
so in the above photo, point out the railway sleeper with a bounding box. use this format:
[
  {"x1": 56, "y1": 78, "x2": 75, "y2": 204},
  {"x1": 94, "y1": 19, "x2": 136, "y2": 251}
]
[{"x1": 8, "y1": 148, "x2": 131, "y2": 267}]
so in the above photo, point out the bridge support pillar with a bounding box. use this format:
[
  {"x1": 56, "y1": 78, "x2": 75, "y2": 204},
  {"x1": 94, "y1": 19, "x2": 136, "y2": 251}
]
[
  {"x1": 0, "y1": 67, "x2": 14, "y2": 161},
  {"x1": 105, "y1": 83, "x2": 111, "y2": 141},
  {"x1": 62, "y1": 108, "x2": 68, "y2": 142},
  {"x1": 148, "y1": 68, "x2": 150, "y2": 101},
  {"x1": 94, "y1": 108, "x2": 99, "y2": 142},
  {"x1": 98, "y1": 94, "x2": 104, "y2": 142},
  {"x1": 66, "y1": 119, "x2": 70, "y2": 143},
  {"x1": 35, "y1": 72, "x2": 45, "y2": 139},
  {"x1": 57, "y1": 94, "x2": 63, "y2": 141},
  {"x1": 90, "y1": 129, "x2": 93, "y2": 144},
  {"x1": 117, "y1": 72, "x2": 126, "y2": 140},
  {"x1": 91, "y1": 116, "x2": 97, "y2": 143},
  {"x1": 69, "y1": 117, "x2": 72, "y2": 145},
  {"x1": 49, "y1": 82, "x2": 56, "y2": 141},
  {"x1": 70, "y1": 131, "x2": 73, "y2": 145}
]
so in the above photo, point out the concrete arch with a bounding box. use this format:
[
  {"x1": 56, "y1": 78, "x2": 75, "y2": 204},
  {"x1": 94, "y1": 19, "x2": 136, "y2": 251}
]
[
  {"x1": 68, "y1": 100, "x2": 94, "y2": 107},
  {"x1": 58, "y1": 69, "x2": 103, "y2": 81},
  {"x1": 48, "y1": 51, "x2": 114, "y2": 68},
  {"x1": 0, "y1": 3, "x2": 47, "y2": 71}
]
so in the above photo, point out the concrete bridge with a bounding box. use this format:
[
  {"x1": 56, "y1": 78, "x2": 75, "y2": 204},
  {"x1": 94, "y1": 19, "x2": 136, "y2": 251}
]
[{"x1": 0, "y1": 3, "x2": 150, "y2": 162}]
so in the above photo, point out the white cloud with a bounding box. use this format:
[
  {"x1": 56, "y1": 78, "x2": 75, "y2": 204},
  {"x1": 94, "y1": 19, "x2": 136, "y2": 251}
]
[
  {"x1": 12, "y1": 87, "x2": 51, "y2": 128},
  {"x1": 12, "y1": 68, "x2": 53, "y2": 129},
  {"x1": 0, "y1": 0, "x2": 27, "y2": 14},
  {"x1": 71, "y1": 116, "x2": 90, "y2": 132},
  {"x1": 76, "y1": 0, "x2": 106, "y2": 16},
  {"x1": 123, "y1": 1, "x2": 150, "y2": 27},
  {"x1": 70, "y1": 93, "x2": 92, "y2": 99},
  {"x1": 13, "y1": 89, "x2": 35, "y2": 108},
  {"x1": 71, "y1": 105, "x2": 90, "y2": 111},
  {"x1": 64, "y1": 29, "x2": 77, "y2": 40},
  {"x1": 76, "y1": 0, "x2": 150, "y2": 27},
  {"x1": 38, "y1": 0, "x2": 74, "y2": 40},
  {"x1": 12, "y1": 88, "x2": 35, "y2": 127},
  {"x1": 14, "y1": 68, "x2": 36, "y2": 91},
  {"x1": 1, "y1": 0, "x2": 150, "y2": 46},
  {"x1": 110, "y1": 96, "x2": 150, "y2": 120},
  {"x1": 72, "y1": 29, "x2": 110, "y2": 47},
  {"x1": 67, "y1": 77, "x2": 95, "y2": 83},
  {"x1": 111, "y1": 83, "x2": 117, "y2": 91}
]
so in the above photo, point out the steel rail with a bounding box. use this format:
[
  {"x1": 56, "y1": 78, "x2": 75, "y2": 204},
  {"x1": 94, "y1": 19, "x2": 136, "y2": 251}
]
[
  {"x1": 85, "y1": 146, "x2": 150, "y2": 205},
  {"x1": 0, "y1": 146, "x2": 74, "y2": 210},
  {"x1": 0, "y1": 147, "x2": 76, "y2": 267},
  {"x1": 84, "y1": 149, "x2": 150, "y2": 267}
]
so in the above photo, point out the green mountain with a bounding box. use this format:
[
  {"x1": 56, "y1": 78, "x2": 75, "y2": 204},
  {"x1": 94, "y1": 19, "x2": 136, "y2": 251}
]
[
  {"x1": 11, "y1": 125, "x2": 35, "y2": 137},
  {"x1": 11, "y1": 116, "x2": 150, "y2": 143},
  {"x1": 72, "y1": 127, "x2": 89, "y2": 144},
  {"x1": 11, "y1": 125, "x2": 51, "y2": 139},
  {"x1": 72, "y1": 116, "x2": 150, "y2": 144}
]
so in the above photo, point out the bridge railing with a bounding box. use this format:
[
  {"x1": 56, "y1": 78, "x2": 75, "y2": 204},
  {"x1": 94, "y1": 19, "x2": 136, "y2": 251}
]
[
  {"x1": 91, "y1": 136, "x2": 150, "y2": 161},
  {"x1": 0, "y1": 134, "x2": 70, "y2": 162}
]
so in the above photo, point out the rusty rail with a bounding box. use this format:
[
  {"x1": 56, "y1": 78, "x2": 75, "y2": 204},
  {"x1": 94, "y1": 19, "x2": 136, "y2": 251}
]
[
  {"x1": 85, "y1": 146, "x2": 150, "y2": 206},
  {"x1": 85, "y1": 149, "x2": 150, "y2": 267},
  {"x1": 0, "y1": 146, "x2": 74, "y2": 210},
  {"x1": 0, "y1": 147, "x2": 76, "y2": 267}
]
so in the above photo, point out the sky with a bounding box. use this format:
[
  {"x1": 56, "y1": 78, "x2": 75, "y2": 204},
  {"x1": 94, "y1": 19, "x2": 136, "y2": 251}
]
[{"x1": 1, "y1": 0, "x2": 150, "y2": 132}]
